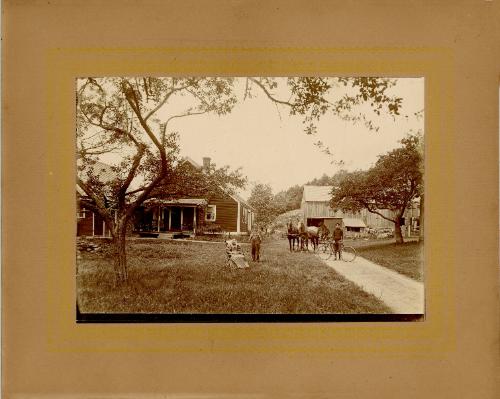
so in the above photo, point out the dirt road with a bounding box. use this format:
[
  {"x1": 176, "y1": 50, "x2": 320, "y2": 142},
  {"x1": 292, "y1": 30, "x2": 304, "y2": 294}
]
[{"x1": 317, "y1": 253, "x2": 424, "y2": 314}]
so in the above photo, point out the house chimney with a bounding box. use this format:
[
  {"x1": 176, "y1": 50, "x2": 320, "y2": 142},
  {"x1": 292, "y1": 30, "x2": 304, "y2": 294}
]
[{"x1": 203, "y1": 157, "x2": 211, "y2": 169}]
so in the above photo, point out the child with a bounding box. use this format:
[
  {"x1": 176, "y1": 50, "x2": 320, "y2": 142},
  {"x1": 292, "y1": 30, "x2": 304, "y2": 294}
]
[{"x1": 250, "y1": 228, "x2": 262, "y2": 262}]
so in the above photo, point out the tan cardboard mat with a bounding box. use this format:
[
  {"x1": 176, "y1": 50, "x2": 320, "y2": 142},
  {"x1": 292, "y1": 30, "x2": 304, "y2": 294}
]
[{"x1": 2, "y1": 1, "x2": 500, "y2": 398}]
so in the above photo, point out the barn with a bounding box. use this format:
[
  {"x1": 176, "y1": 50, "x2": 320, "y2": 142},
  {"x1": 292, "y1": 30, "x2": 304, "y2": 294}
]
[
  {"x1": 301, "y1": 185, "x2": 420, "y2": 236},
  {"x1": 301, "y1": 185, "x2": 367, "y2": 233},
  {"x1": 77, "y1": 157, "x2": 255, "y2": 237}
]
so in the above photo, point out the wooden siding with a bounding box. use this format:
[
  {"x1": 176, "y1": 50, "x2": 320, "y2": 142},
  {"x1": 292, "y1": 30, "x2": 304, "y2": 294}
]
[
  {"x1": 209, "y1": 195, "x2": 237, "y2": 232},
  {"x1": 302, "y1": 200, "x2": 420, "y2": 229},
  {"x1": 76, "y1": 211, "x2": 110, "y2": 236},
  {"x1": 77, "y1": 212, "x2": 93, "y2": 236},
  {"x1": 240, "y1": 205, "x2": 251, "y2": 233},
  {"x1": 302, "y1": 201, "x2": 342, "y2": 219}
]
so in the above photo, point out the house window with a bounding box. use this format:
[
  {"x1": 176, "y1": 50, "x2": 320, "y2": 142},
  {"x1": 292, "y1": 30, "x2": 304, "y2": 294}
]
[
  {"x1": 205, "y1": 205, "x2": 216, "y2": 222},
  {"x1": 242, "y1": 207, "x2": 247, "y2": 223},
  {"x1": 77, "y1": 208, "x2": 87, "y2": 219}
]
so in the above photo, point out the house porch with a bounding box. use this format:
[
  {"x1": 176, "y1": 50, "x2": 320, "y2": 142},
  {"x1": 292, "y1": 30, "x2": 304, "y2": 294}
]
[{"x1": 135, "y1": 199, "x2": 207, "y2": 236}]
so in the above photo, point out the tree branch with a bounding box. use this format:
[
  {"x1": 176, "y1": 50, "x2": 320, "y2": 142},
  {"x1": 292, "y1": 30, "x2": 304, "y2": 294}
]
[
  {"x1": 76, "y1": 177, "x2": 113, "y2": 225},
  {"x1": 117, "y1": 146, "x2": 146, "y2": 208},
  {"x1": 248, "y1": 78, "x2": 294, "y2": 107},
  {"x1": 143, "y1": 82, "x2": 196, "y2": 121},
  {"x1": 362, "y1": 200, "x2": 397, "y2": 223}
]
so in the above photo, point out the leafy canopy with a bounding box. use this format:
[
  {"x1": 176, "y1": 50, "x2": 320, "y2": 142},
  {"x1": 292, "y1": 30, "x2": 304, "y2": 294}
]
[
  {"x1": 330, "y1": 133, "x2": 423, "y2": 221},
  {"x1": 248, "y1": 183, "x2": 279, "y2": 229}
]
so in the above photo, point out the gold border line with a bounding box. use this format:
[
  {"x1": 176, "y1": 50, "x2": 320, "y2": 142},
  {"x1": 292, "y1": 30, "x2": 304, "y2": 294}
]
[{"x1": 47, "y1": 47, "x2": 454, "y2": 354}]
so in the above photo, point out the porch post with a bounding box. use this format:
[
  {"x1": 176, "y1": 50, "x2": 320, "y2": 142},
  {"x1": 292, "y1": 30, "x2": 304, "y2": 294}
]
[
  {"x1": 157, "y1": 206, "x2": 161, "y2": 232},
  {"x1": 92, "y1": 212, "x2": 95, "y2": 236},
  {"x1": 237, "y1": 201, "x2": 241, "y2": 234},
  {"x1": 168, "y1": 208, "x2": 172, "y2": 230},
  {"x1": 180, "y1": 207, "x2": 184, "y2": 230},
  {"x1": 193, "y1": 206, "x2": 197, "y2": 234}
]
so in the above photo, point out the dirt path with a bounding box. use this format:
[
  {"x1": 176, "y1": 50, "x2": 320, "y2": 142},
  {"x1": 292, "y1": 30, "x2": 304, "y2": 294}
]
[{"x1": 317, "y1": 253, "x2": 424, "y2": 314}]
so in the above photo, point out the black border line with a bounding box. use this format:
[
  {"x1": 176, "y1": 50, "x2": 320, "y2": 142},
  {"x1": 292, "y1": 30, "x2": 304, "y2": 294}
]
[{"x1": 77, "y1": 309, "x2": 424, "y2": 323}]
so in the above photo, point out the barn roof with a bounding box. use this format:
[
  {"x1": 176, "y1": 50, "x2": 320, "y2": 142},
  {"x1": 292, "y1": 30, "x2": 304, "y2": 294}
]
[{"x1": 303, "y1": 185, "x2": 333, "y2": 202}]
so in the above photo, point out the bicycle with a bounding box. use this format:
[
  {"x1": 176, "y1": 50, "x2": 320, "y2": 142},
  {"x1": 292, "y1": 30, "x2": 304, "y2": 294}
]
[{"x1": 322, "y1": 240, "x2": 357, "y2": 262}]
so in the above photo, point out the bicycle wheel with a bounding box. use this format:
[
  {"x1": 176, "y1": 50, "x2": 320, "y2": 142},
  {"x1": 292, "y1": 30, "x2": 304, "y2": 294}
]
[
  {"x1": 341, "y1": 246, "x2": 357, "y2": 262},
  {"x1": 324, "y1": 242, "x2": 335, "y2": 260},
  {"x1": 320, "y1": 241, "x2": 329, "y2": 254}
]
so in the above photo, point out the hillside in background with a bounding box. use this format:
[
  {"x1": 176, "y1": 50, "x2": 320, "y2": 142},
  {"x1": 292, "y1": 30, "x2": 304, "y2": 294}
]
[{"x1": 271, "y1": 208, "x2": 303, "y2": 233}]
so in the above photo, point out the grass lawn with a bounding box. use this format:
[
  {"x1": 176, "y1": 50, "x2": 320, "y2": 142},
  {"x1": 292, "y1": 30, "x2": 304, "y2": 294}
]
[
  {"x1": 77, "y1": 238, "x2": 391, "y2": 314},
  {"x1": 354, "y1": 240, "x2": 424, "y2": 281}
]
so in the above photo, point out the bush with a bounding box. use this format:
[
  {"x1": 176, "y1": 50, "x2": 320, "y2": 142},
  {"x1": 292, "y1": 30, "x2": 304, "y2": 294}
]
[{"x1": 196, "y1": 223, "x2": 224, "y2": 235}]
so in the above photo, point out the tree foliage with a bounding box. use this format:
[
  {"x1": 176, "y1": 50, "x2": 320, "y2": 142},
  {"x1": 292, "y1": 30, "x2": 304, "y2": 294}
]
[
  {"x1": 148, "y1": 159, "x2": 246, "y2": 202},
  {"x1": 248, "y1": 184, "x2": 279, "y2": 230},
  {"x1": 330, "y1": 133, "x2": 423, "y2": 243},
  {"x1": 305, "y1": 170, "x2": 349, "y2": 186},
  {"x1": 248, "y1": 77, "x2": 402, "y2": 136},
  {"x1": 273, "y1": 185, "x2": 303, "y2": 214}
]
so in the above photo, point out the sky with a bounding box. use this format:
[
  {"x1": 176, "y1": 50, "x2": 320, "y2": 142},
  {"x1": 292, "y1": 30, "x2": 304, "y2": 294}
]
[
  {"x1": 90, "y1": 77, "x2": 424, "y2": 200},
  {"x1": 159, "y1": 77, "x2": 424, "y2": 199}
]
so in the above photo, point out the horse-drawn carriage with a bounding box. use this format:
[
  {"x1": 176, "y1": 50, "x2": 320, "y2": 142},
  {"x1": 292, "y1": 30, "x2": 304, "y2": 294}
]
[
  {"x1": 286, "y1": 220, "x2": 322, "y2": 252},
  {"x1": 286, "y1": 220, "x2": 356, "y2": 261}
]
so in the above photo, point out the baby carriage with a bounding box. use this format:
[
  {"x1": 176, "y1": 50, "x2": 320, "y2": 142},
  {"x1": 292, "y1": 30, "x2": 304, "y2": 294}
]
[{"x1": 225, "y1": 239, "x2": 249, "y2": 269}]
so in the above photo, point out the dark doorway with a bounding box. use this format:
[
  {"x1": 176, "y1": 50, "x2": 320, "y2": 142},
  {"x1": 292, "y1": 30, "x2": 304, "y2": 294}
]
[
  {"x1": 170, "y1": 207, "x2": 181, "y2": 230},
  {"x1": 183, "y1": 207, "x2": 194, "y2": 230}
]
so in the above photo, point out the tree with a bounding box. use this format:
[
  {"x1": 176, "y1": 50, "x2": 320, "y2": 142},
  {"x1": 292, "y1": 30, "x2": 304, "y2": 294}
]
[
  {"x1": 306, "y1": 170, "x2": 349, "y2": 186},
  {"x1": 248, "y1": 184, "x2": 278, "y2": 230},
  {"x1": 148, "y1": 158, "x2": 246, "y2": 202},
  {"x1": 77, "y1": 77, "x2": 239, "y2": 283},
  {"x1": 77, "y1": 77, "x2": 405, "y2": 283},
  {"x1": 273, "y1": 184, "x2": 304, "y2": 214},
  {"x1": 330, "y1": 134, "x2": 423, "y2": 244}
]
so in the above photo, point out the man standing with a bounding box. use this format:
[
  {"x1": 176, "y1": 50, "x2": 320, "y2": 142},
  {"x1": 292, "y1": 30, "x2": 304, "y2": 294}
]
[{"x1": 332, "y1": 222, "x2": 344, "y2": 260}]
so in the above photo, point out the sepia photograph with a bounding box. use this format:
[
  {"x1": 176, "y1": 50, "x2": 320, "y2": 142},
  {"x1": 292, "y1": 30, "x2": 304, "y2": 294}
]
[{"x1": 76, "y1": 76, "x2": 424, "y2": 322}]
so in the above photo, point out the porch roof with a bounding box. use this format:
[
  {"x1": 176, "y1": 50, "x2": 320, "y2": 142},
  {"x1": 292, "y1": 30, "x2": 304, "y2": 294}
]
[
  {"x1": 145, "y1": 198, "x2": 207, "y2": 206},
  {"x1": 343, "y1": 218, "x2": 367, "y2": 228}
]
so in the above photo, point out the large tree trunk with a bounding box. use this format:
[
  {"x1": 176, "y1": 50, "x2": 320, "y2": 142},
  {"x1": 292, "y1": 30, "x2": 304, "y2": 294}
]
[
  {"x1": 394, "y1": 219, "x2": 404, "y2": 244},
  {"x1": 112, "y1": 221, "x2": 128, "y2": 284}
]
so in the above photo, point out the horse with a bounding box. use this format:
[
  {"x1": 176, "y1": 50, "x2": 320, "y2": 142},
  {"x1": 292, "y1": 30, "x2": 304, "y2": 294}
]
[
  {"x1": 297, "y1": 220, "x2": 320, "y2": 251},
  {"x1": 287, "y1": 221, "x2": 300, "y2": 252}
]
